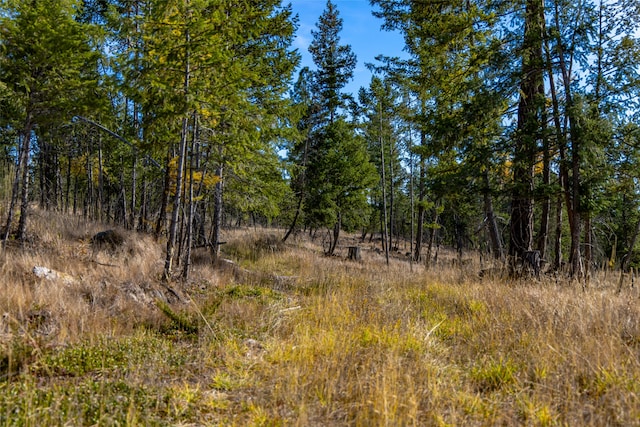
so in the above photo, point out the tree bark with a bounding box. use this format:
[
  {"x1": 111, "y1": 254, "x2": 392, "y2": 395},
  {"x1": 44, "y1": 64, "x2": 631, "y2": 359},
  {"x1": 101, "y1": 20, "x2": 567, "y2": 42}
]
[
  {"x1": 414, "y1": 130, "x2": 426, "y2": 262},
  {"x1": 182, "y1": 116, "x2": 197, "y2": 280},
  {"x1": 426, "y1": 202, "x2": 440, "y2": 269},
  {"x1": 155, "y1": 150, "x2": 172, "y2": 239},
  {"x1": 536, "y1": 116, "x2": 551, "y2": 259},
  {"x1": 3, "y1": 113, "x2": 32, "y2": 244},
  {"x1": 211, "y1": 161, "x2": 224, "y2": 261},
  {"x1": 553, "y1": 176, "x2": 564, "y2": 271},
  {"x1": 164, "y1": 113, "x2": 189, "y2": 280},
  {"x1": 163, "y1": 17, "x2": 191, "y2": 281},
  {"x1": 329, "y1": 212, "x2": 341, "y2": 256},
  {"x1": 483, "y1": 171, "x2": 504, "y2": 259},
  {"x1": 509, "y1": 0, "x2": 544, "y2": 264},
  {"x1": 379, "y1": 100, "x2": 390, "y2": 265},
  {"x1": 283, "y1": 136, "x2": 310, "y2": 243}
]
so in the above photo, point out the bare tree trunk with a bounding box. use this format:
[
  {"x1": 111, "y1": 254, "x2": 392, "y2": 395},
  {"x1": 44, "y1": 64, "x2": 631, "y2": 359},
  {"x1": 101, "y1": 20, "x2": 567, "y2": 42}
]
[
  {"x1": 3, "y1": 113, "x2": 32, "y2": 244},
  {"x1": 83, "y1": 139, "x2": 92, "y2": 220},
  {"x1": 97, "y1": 135, "x2": 104, "y2": 222},
  {"x1": 584, "y1": 213, "x2": 592, "y2": 286},
  {"x1": 537, "y1": 119, "x2": 551, "y2": 259},
  {"x1": 553, "y1": 177, "x2": 564, "y2": 271},
  {"x1": 163, "y1": 18, "x2": 191, "y2": 280},
  {"x1": 117, "y1": 157, "x2": 128, "y2": 226},
  {"x1": 38, "y1": 142, "x2": 46, "y2": 209},
  {"x1": 73, "y1": 175, "x2": 79, "y2": 216},
  {"x1": 65, "y1": 149, "x2": 72, "y2": 213},
  {"x1": 283, "y1": 136, "x2": 309, "y2": 243},
  {"x1": 329, "y1": 212, "x2": 341, "y2": 256},
  {"x1": 211, "y1": 162, "x2": 223, "y2": 261},
  {"x1": 621, "y1": 216, "x2": 640, "y2": 273},
  {"x1": 182, "y1": 116, "x2": 197, "y2": 280},
  {"x1": 155, "y1": 151, "x2": 172, "y2": 239},
  {"x1": 483, "y1": 171, "x2": 504, "y2": 259},
  {"x1": 164, "y1": 114, "x2": 189, "y2": 280},
  {"x1": 379, "y1": 101, "x2": 390, "y2": 265},
  {"x1": 509, "y1": 0, "x2": 544, "y2": 264},
  {"x1": 426, "y1": 202, "x2": 440, "y2": 269},
  {"x1": 388, "y1": 139, "x2": 395, "y2": 253},
  {"x1": 414, "y1": 130, "x2": 426, "y2": 262},
  {"x1": 408, "y1": 123, "x2": 415, "y2": 271},
  {"x1": 138, "y1": 169, "x2": 148, "y2": 232},
  {"x1": 129, "y1": 155, "x2": 137, "y2": 229},
  {"x1": 552, "y1": 0, "x2": 584, "y2": 279}
]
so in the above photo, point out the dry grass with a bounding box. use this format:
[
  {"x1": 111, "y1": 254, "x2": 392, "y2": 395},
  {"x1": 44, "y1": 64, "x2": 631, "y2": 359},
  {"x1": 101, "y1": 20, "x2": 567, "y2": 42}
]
[{"x1": 1, "y1": 210, "x2": 639, "y2": 425}]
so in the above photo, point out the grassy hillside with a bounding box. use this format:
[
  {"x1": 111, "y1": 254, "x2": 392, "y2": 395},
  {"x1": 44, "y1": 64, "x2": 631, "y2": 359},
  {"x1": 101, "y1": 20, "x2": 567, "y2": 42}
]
[{"x1": 1, "y1": 210, "x2": 639, "y2": 426}]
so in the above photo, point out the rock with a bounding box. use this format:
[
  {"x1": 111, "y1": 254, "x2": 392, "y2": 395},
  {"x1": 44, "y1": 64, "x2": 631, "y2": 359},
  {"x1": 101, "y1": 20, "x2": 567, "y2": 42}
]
[{"x1": 33, "y1": 266, "x2": 76, "y2": 285}]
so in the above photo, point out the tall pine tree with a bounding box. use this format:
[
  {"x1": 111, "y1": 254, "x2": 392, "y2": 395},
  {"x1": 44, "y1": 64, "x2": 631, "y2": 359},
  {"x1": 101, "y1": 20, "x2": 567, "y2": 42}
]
[{"x1": 301, "y1": 0, "x2": 376, "y2": 255}]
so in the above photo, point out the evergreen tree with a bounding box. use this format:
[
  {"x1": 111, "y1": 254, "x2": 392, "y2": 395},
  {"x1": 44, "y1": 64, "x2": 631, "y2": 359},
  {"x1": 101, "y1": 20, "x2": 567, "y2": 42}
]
[
  {"x1": 308, "y1": 0, "x2": 356, "y2": 125},
  {"x1": 358, "y1": 76, "x2": 406, "y2": 260},
  {"x1": 300, "y1": 0, "x2": 377, "y2": 255},
  {"x1": 0, "y1": 0, "x2": 102, "y2": 242},
  {"x1": 131, "y1": 0, "x2": 298, "y2": 278},
  {"x1": 371, "y1": 0, "x2": 505, "y2": 262}
]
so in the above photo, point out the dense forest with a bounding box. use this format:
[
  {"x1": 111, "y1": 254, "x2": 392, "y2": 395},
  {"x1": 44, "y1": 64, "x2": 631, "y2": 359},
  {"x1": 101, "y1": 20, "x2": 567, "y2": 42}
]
[{"x1": 1, "y1": 0, "x2": 640, "y2": 281}]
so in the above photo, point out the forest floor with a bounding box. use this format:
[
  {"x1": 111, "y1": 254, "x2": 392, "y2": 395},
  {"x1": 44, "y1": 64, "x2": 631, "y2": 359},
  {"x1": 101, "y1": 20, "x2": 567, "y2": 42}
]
[{"x1": 1, "y1": 209, "x2": 640, "y2": 426}]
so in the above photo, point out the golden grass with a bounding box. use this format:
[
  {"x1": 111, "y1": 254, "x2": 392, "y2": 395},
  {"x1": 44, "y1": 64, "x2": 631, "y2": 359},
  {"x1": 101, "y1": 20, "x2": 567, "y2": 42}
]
[{"x1": 0, "y1": 210, "x2": 639, "y2": 425}]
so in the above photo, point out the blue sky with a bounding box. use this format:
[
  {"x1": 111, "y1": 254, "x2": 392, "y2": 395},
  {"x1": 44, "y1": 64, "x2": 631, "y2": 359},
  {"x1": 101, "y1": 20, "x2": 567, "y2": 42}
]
[{"x1": 289, "y1": 0, "x2": 407, "y2": 95}]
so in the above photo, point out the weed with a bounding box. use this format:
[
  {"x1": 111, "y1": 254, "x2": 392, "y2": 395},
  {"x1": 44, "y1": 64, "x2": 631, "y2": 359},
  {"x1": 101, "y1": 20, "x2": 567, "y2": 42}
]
[
  {"x1": 156, "y1": 301, "x2": 199, "y2": 335},
  {"x1": 470, "y1": 357, "x2": 519, "y2": 393}
]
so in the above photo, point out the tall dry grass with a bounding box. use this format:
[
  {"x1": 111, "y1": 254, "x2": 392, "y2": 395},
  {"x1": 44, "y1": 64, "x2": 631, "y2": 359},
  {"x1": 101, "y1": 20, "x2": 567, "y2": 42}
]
[{"x1": 0, "y1": 211, "x2": 639, "y2": 425}]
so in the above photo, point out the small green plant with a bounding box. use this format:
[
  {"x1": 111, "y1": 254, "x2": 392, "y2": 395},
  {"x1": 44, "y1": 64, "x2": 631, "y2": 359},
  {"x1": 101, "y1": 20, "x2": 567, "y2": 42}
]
[
  {"x1": 156, "y1": 301, "x2": 199, "y2": 335},
  {"x1": 471, "y1": 357, "x2": 519, "y2": 393},
  {"x1": 0, "y1": 337, "x2": 36, "y2": 381}
]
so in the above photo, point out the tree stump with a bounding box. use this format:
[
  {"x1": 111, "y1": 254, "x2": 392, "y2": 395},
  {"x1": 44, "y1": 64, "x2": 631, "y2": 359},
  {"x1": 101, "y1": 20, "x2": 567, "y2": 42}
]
[{"x1": 348, "y1": 246, "x2": 361, "y2": 261}]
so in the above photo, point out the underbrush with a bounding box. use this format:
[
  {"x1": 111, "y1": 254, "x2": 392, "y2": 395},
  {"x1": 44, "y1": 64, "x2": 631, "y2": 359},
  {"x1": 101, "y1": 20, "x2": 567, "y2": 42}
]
[{"x1": 1, "y1": 211, "x2": 640, "y2": 425}]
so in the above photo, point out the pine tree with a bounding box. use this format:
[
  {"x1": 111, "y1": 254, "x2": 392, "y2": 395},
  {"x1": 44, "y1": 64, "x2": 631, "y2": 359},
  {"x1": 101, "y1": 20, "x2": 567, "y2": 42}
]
[
  {"x1": 0, "y1": 0, "x2": 102, "y2": 242},
  {"x1": 300, "y1": 0, "x2": 376, "y2": 255},
  {"x1": 308, "y1": 0, "x2": 356, "y2": 125},
  {"x1": 132, "y1": 0, "x2": 298, "y2": 278}
]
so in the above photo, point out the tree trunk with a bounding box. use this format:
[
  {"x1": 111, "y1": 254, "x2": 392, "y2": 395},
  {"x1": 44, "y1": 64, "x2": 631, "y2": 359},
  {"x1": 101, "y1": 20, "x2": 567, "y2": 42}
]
[
  {"x1": 155, "y1": 150, "x2": 173, "y2": 239},
  {"x1": 426, "y1": 202, "x2": 440, "y2": 269},
  {"x1": 97, "y1": 135, "x2": 104, "y2": 222},
  {"x1": 551, "y1": 0, "x2": 584, "y2": 278},
  {"x1": 553, "y1": 177, "x2": 564, "y2": 271},
  {"x1": 211, "y1": 162, "x2": 223, "y2": 261},
  {"x1": 483, "y1": 171, "x2": 504, "y2": 259},
  {"x1": 65, "y1": 149, "x2": 72, "y2": 213},
  {"x1": 164, "y1": 113, "x2": 189, "y2": 280},
  {"x1": 182, "y1": 116, "x2": 197, "y2": 280},
  {"x1": 388, "y1": 138, "x2": 395, "y2": 253},
  {"x1": 83, "y1": 137, "x2": 93, "y2": 220},
  {"x1": 129, "y1": 155, "x2": 137, "y2": 229},
  {"x1": 379, "y1": 101, "x2": 390, "y2": 265},
  {"x1": 329, "y1": 212, "x2": 341, "y2": 256},
  {"x1": 414, "y1": 130, "x2": 426, "y2": 262},
  {"x1": 509, "y1": 0, "x2": 544, "y2": 265},
  {"x1": 408, "y1": 119, "x2": 414, "y2": 270},
  {"x1": 536, "y1": 117, "x2": 551, "y2": 260},
  {"x1": 137, "y1": 167, "x2": 147, "y2": 232},
  {"x1": 584, "y1": 213, "x2": 592, "y2": 285},
  {"x1": 283, "y1": 136, "x2": 309, "y2": 243},
  {"x1": 620, "y1": 216, "x2": 640, "y2": 283},
  {"x1": 15, "y1": 126, "x2": 34, "y2": 242},
  {"x1": 163, "y1": 20, "x2": 191, "y2": 280},
  {"x1": 3, "y1": 113, "x2": 33, "y2": 244},
  {"x1": 73, "y1": 175, "x2": 79, "y2": 216}
]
